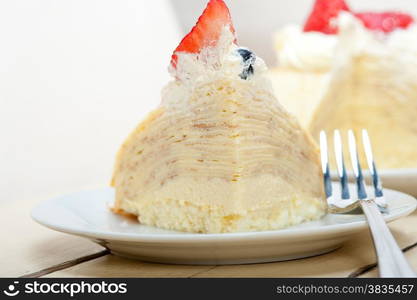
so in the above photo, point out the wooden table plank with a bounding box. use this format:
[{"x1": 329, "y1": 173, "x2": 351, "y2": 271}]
[
  {"x1": 44, "y1": 255, "x2": 213, "y2": 278},
  {"x1": 193, "y1": 231, "x2": 375, "y2": 278},
  {"x1": 44, "y1": 211, "x2": 417, "y2": 278},
  {"x1": 359, "y1": 246, "x2": 417, "y2": 277},
  {"x1": 192, "y1": 211, "x2": 417, "y2": 278},
  {"x1": 0, "y1": 196, "x2": 104, "y2": 277}
]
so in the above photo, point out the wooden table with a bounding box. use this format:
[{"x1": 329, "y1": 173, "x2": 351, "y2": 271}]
[{"x1": 1, "y1": 195, "x2": 417, "y2": 278}]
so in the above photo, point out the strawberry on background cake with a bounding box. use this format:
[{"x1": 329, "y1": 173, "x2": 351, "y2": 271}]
[
  {"x1": 269, "y1": 0, "x2": 417, "y2": 169},
  {"x1": 111, "y1": 0, "x2": 326, "y2": 233}
]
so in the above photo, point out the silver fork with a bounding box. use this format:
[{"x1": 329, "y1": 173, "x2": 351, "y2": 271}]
[{"x1": 320, "y1": 129, "x2": 416, "y2": 277}]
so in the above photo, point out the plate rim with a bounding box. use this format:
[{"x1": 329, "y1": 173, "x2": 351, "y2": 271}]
[
  {"x1": 333, "y1": 168, "x2": 417, "y2": 176},
  {"x1": 31, "y1": 186, "x2": 417, "y2": 244},
  {"x1": 379, "y1": 168, "x2": 417, "y2": 175}
]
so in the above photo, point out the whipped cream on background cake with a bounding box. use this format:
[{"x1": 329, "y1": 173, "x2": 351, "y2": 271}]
[
  {"x1": 273, "y1": 25, "x2": 336, "y2": 72},
  {"x1": 272, "y1": 0, "x2": 414, "y2": 73},
  {"x1": 111, "y1": 0, "x2": 326, "y2": 233}
]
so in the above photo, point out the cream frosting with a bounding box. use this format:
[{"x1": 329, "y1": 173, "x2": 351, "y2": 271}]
[
  {"x1": 335, "y1": 13, "x2": 417, "y2": 104},
  {"x1": 334, "y1": 13, "x2": 385, "y2": 62},
  {"x1": 164, "y1": 26, "x2": 271, "y2": 109},
  {"x1": 274, "y1": 13, "x2": 416, "y2": 72},
  {"x1": 387, "y1": 24, "x2": 417, "y2": 54},
  {"x1": 168, "y1": 27, "x2": 267, "y2": 83},
  {"x1": 273, "y1": 25, "x2": 337, "y2": 72}
]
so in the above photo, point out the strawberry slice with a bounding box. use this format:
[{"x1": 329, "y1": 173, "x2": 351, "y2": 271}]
[
  {"x1": 355, "y1": 12, "x2": 414, "y2": 33},
  {"x1": 171, "y1": 0, "x2": 235, "y2": 68},
  {"x1": 303, "y1": 0, "x2": 350, "y2": 34}
]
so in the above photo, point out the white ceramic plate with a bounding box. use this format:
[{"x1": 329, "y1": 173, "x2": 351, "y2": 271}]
[
  {"x1": 377, "y1": 169, "x2": 417, "y2": 197},
  {"x1": 31, "y1": 184, "x2": 416, "y2": 265},
  {"x1": 331, "y1": 168, "x2": 417, "y2": 197}
]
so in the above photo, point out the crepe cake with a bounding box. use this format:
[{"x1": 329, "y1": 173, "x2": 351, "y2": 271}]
[{"x1": 111, "y1": 0, "x2": 326, "y2": 233}]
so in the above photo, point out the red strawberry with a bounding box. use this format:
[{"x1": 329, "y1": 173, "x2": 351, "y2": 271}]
[
  {"x1": 171, "y1": 0, "x2": 235, "y2": 68},
  {"x1": 303, "y1": 0, "x2": 350, "y2": 34},
  {"x1": 355, "y1": 12, "x2": 414, "y2": 33}
]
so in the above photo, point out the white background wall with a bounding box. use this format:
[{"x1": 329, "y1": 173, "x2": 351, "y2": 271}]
[
  {"x1": 1, "y1": 0, "x2": 416, "y2": 204},
  {"x1": 0, "y1": 1, "x2": 181, "y2": 203}
]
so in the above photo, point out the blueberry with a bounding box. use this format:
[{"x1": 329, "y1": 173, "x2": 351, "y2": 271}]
[
  {"x1": 236, "y1": 48, "x2": 256, "y2": 80},
  {"x1": 237, "y1": 48, "x2": 253, "y2": 62}
]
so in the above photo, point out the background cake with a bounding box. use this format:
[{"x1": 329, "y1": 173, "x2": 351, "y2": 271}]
[
  {"x1": 270, "y1": 0, "x2": 417, "y2": 169},
  {"x1": 310, "y1": 13, "x2": 417, "y2": 169}
]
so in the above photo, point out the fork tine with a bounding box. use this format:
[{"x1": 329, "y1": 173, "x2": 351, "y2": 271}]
[
  {"x1": 347, "y1": 130, "x2": 368, "y2": 200},
  {"x1": 322, "y1": 130, "x2": 360, "y2": 213},
  {"x1": 362, "y1": 129, "x2": 383, "y2": 197},
  {"x1": 333, "y1": 130, "x2": 350, "y2": 200},
  {"x1": 362, "y1": 129, "x2": 387, "y2": 210},
  {"x1": 319, "y1": 131, "x2": 332, "y2": 199}
]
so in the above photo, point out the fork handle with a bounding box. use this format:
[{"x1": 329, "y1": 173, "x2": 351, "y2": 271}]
[{"x1": 360, "y1": 199, "x2": 416, "y2": 277}]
